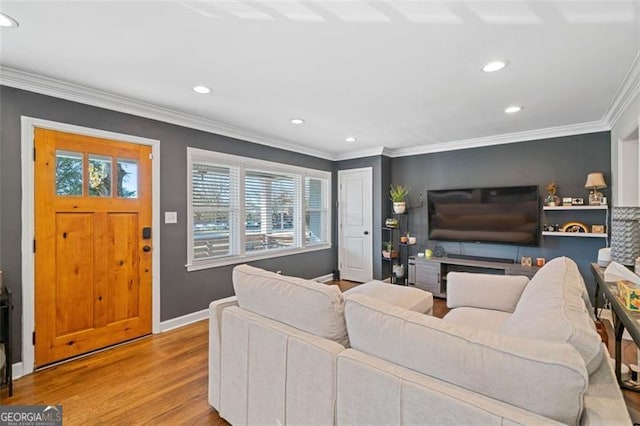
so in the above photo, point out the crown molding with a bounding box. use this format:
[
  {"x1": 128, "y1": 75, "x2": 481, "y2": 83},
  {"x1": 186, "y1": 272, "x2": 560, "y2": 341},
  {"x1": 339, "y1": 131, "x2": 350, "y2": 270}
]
[
  {"x1": 331, "y1": 147, "x2": 387, "y2": 161},
  {"x1": 0, "y1": 66, "x2": 333, "y2": 160},
  {"x1": 603, "y1": 52, "x2": 640, "y2": 128},
  {"x1": 387, "y1": 119, "x2": 610, "y2": 158},
  {"x1": 0, "y1": 66, "x2": 622, "y2": 163}
]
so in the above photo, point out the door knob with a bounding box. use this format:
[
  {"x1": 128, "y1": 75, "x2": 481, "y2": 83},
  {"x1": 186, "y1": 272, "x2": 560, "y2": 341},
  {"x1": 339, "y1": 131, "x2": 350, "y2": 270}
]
[
  {"x1": 363, "y1": 231, "x2": 369, "y2": 235},
  {"x1": 143, "y1": 245, "x2": 152, "y2": 252}
]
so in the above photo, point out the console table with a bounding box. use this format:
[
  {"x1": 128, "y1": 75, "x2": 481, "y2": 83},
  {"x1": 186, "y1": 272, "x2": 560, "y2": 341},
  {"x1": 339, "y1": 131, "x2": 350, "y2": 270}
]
[
  {"x1": 591, "y1": 263, "x2": 640, "y2": 392},
  {"x1": 409, "y1": 256, "x2": 540, "y2": 298}
]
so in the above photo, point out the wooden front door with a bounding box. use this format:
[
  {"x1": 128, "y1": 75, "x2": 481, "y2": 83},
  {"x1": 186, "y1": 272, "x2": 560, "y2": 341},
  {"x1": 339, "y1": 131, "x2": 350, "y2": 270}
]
[{"x1": 34, "y1": 128, "x2": 152, "y2": 367}]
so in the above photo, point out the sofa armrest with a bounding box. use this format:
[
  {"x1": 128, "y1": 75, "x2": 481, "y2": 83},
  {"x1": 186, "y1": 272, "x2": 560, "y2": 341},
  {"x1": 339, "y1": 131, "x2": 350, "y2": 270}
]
[
  {"x1": 208, "y1": 296, "x2": 239, "y2": 410},
  {"x1": 446, "y1": 272, "x2": 528, "y2": 313}
]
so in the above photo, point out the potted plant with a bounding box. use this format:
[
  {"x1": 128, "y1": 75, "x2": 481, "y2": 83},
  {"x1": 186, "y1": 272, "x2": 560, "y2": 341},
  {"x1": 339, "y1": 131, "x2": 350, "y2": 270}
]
[
  {"x1": 382, "y1": 241, "x2": 399, "y2": 259},
  {"x1": 407, "y1": 232, "x2": 417, "y2": 245},
  {"x1": 545, "y1": 181, "x2": 560, "y2": 206},
  {"x1": 393, "y1": 263, "x2": 405, "y2": 279},
  {"x1": 390, "y1": 184, "x2": 410, "y2": 214}
]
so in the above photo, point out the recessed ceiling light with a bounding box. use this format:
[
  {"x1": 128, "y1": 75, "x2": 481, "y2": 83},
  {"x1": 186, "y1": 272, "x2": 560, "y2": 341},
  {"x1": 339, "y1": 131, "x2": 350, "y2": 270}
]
[
  {"x1": 0, "y1": 12, "x2": 19, "y2": 28},
  {"x1": 290, "y1": 118, "x2": 305, "y2": 125},
  {"x1": 482, "y1": 61, "x2": 507, "y2": 73},
  {"x1": 504, "y1": 106, "x2": 523, "y2": 114},
  {"x1": 345, "y1": 137, "x2": 357, "y2": 143},
  {"x1": 193, "y1": 85, "x2": 211, "y2": 94}
]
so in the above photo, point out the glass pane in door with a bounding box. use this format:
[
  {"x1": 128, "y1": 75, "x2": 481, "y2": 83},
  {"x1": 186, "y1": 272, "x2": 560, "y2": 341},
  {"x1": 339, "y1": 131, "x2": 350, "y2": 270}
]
[
  {"x1": 55, "y1": 150, "x2": 83, "y2": 196},
  {"x1": 117, "y1": 158, "x2": 138, "y2": 198},
  {"x1": 88, "y1": 155, "x2": 112, "y2": 197}
]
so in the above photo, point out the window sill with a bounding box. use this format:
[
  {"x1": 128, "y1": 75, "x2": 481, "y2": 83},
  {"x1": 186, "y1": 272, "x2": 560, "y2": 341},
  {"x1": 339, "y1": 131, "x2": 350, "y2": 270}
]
[{"x1": 185, "y1": 244, "x2": 332, "y2": 272}]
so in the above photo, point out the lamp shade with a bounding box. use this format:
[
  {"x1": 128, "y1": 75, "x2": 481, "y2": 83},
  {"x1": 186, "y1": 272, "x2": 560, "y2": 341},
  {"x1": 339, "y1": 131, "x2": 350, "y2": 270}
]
[{"x1": 584, "y1": 172, "x2": 607, "y2": 189}]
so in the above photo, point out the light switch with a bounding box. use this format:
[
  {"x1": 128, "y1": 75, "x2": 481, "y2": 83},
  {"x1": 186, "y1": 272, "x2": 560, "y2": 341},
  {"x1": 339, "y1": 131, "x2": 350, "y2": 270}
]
[{"x1": 164, "y1": 211, "x2": 178, "y2": 224}]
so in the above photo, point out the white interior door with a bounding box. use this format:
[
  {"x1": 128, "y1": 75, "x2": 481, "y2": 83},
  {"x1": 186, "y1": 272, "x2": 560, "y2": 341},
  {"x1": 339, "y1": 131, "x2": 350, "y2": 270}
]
[{"x1": 338, "y1": 168, "x2": 373, "y2": 282}]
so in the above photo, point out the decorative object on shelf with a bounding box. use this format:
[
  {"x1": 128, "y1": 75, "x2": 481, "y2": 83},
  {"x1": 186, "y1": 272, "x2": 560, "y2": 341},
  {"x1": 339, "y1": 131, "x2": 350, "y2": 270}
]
[
  {"x1": 433, "y1": 245, "x2": 445, "y2": 257},
  {"x1": 400, "y1": 235, "x2": 408, "y2": 244},
  {"x1": 521, "y1": 256, "x2": 532, "y2": 267},
  {"x1": 571, "y1": 197, "x2": 585, "y2": 206},
  {"x1": 591, "y1": 224, "x2": 605, "y2": 234},
  {"x1": 425, "y1": 249, "x2": 433, "y2": 258},
  {"x1": 544, "y1": 181, "x2": 561, "y2": 206},
  {"x1": 562, "y1": 197, "x2": 573, "y2": 206},
  {"x1": 611, "y1": 207, "x2": 640, "y2": 266},
  {"x1": 390, "y1": 184, "x2": 410, "y2": 214},
  {"x1": 408, "y1": 233, "x2": 417, "y2": 245},
  {"x1": 561, "y1": 222, "x2": 588, "y2": 233},
  {"x1": 385, "y1": 217, "x2": 399, "y2": 228},
  {"x1": 393, "y1": 263, "x2": 405, "y2": 279},
  {"x1": 584, "y1": 172, "x2": 607, "y2": 206},
  {"x1": 382, "y1": 241, "x2": 399, "y2": 259},
  {"x1": 536, "y1": 257, "x2": 546, "y2": 267}
]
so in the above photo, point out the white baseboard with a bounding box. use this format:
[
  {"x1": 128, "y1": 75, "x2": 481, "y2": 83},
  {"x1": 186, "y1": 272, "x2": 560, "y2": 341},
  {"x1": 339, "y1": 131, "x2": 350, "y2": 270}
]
[
  {"x1": 159, "y1": 308, "x2": 209, "y2": 332},
  {"x1": 12, "y1": 362, "x2": 24, "y2": 380},
  {"x1": 314, "y1": 273, "x2": 334, "y2": 283}
]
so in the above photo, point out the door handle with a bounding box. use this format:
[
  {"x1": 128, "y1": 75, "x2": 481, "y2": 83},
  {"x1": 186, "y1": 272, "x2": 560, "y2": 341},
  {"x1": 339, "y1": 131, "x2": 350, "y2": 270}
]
[
  {"x1": 363, "y1": 231, "x2": 369, "y2": 235},
  {"x1": 143, "y1": 245, "x2": 152, "y2": 252}
]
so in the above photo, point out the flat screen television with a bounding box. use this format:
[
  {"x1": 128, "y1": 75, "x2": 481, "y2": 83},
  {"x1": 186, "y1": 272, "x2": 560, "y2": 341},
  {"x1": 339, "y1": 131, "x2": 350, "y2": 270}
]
[{"x1": 427, "y1": 185, "x2": 539, "y2": 246}]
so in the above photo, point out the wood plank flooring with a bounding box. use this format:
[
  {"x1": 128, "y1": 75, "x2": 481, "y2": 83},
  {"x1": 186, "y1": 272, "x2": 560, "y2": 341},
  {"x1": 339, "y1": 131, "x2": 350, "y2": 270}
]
[
  {"x1": 1, "y1": 320, "x2": 227, "y2": 425},
  {"x1": 1, "y1": 280, "x2": 637, "y2": 424}
]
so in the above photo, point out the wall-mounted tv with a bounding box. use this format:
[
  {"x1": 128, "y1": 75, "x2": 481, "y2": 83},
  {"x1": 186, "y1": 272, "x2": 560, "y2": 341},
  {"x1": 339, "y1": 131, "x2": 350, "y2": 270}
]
[{"x1": 427, "y1": 186, "x2": 539, "y2": 246}]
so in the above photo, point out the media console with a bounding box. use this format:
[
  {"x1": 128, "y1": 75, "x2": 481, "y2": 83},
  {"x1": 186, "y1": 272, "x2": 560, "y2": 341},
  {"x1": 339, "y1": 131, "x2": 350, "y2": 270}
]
[
  {"x1": 408, "y1": 256, "x2": 540, "y2": 298},
  {"x1": 444, "y1": 253, "x2": 515, "y2": 264}
]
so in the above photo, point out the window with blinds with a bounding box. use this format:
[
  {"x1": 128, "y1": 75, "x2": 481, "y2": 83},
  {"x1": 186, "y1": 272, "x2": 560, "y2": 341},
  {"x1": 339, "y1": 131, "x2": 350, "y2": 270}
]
[
  {"x1": 191, "y1": 162, "x2": 239, "y2": 260},
  {"x1": 305, "y1": 177, "x2": 329, "y2": 245},
  {"x1": 187, "y1": 148, "x2": 331, "y2": 270},
  {"x1": 245, "y1": 170, "x2": 298, "y2": 253}
]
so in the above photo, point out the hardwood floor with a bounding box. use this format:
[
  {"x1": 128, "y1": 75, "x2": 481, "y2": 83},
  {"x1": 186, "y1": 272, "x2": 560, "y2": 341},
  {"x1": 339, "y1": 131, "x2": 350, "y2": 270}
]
[
  {"x1": 1, "y1": 320, "x2": 227, "y2": 425},
  {"x1": 2, "y1": 280, "x2": 636, "y2": 424}
]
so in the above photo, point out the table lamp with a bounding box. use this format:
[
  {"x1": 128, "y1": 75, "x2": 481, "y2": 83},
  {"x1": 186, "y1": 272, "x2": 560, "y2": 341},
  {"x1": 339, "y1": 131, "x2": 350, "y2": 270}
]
[{"x1": 585, "y1": 172, "x2": 606, "y2": 205}]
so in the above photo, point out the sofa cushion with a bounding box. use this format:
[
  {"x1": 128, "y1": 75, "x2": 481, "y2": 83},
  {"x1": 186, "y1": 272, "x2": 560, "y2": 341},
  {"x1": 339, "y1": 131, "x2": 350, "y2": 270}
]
[
  {"x1": 344, "y1": 294, "x2": 588, "y2": 425},
  {"x1": 443, "y1": 307, "x2": 511, "y2": 332},
  {"x1": 233, "y1": 265, "x2": 348, "y2": 345},
  {"x1": 501, "y1": 257, "x2": 604, "y2": 374},
  {"x1": 343, "y1": 280, "x2": 433, "y2": 314},
  {"x1": 446, "y1": 272, "x2": 529, "y2": 313}
]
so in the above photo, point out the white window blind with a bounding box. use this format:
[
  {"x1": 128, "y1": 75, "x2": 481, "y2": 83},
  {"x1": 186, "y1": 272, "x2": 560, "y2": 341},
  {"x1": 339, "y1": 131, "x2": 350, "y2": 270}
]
[
  {"x1": 187, "y1": 148, "x2": 331, "y2": 271},
  {"x1": 191, "y1": 162, "x2": 239, "y2": 261},
  {"x1": 245, "y1": 170, "x2": 299, "y2": 254},
  {"x1": 305, "y1": 177, "x2": 329, "y2": 245}
]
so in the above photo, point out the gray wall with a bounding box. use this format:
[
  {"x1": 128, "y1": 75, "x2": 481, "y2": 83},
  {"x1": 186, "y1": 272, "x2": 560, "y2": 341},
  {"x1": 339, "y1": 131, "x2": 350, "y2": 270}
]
[
  {"x1": 390, "y1": 132, "x2": 611, "y2": 299},
  {"x1": 0, "y1": 84, "x2": 612, "y2": 366},
  {"x1": 0, "y1": 86, "x2": 334, "y2": 362}
]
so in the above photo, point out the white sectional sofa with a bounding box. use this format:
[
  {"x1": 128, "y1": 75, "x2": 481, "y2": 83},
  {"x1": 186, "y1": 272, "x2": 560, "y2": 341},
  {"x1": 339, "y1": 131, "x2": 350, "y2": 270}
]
[
  {"x1": 209, "y1": 264, "x2": 432, "y2": 425},
  {"x1": 209, "y1": 258, "x2": 630, "y2": 425}
]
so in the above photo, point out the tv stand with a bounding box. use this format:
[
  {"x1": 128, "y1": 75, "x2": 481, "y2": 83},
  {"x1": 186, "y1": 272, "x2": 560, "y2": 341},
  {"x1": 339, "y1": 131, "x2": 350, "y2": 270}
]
[
  {"x1": 445, "y1": 253, "x2": 514, "y2": 264},
  {"x1": 408, "y1": 256, "x2": 539, "y2": 298}
]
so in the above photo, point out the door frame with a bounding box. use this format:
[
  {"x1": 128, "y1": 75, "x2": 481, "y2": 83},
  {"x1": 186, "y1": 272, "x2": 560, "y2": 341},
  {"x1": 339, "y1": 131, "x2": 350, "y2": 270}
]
[
  {"x1": 21, "y1": 116, "x2": 161, "y2": 376},
  {"x1": 338, "y1": 167, "x2": 373, "y2": 282}
]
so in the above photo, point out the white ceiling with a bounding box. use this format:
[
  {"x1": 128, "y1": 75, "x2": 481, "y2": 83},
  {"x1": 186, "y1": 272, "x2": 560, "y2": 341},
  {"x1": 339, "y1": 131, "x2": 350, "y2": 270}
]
[{"x1": 1, "y1": 1, "x2": 639, "y2": 160}]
